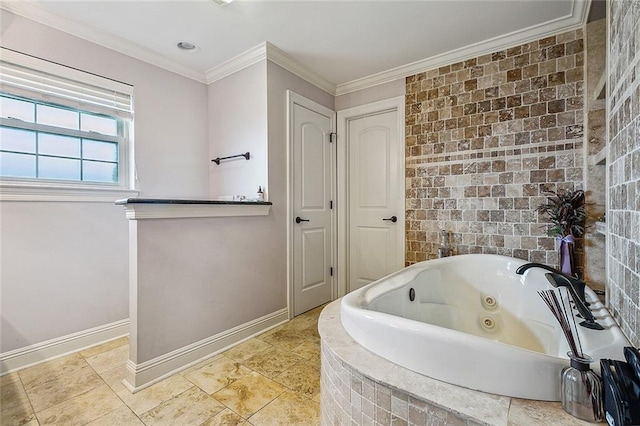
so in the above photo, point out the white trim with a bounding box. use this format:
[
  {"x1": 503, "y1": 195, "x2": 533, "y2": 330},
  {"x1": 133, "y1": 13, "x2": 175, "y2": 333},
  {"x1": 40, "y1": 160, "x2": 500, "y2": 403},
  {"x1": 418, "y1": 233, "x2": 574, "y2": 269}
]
[
  {"x1": 123, "y1": 308, "x2": 288, "y2": 392},
  {"x1": 0, "y1": 319, "x2": 129, "y2": 374},
  {"x1": 0, "y1": 183, "x2": 139, "y2": 202},
  {"x1": 336, "y1": 96, "x2": 406, "y2": 298},
  {"x1": 265, "y1": 43, "x2": 335, "y2": 95},
  {"x1": 205, "y1": 43, "x2": 268, "y2": 84},
  {"x1": 335, "y1": 0, "x2": 589, "y2": 96},
  {"x1": 206, "y1": 42, "x2": 336, "y2": 95},
  {"x1": 118, "y1": 202, "x2": 271, "y2": 220},
  {"x1": 1, "y1": 1, "x2": 206, "y2": 84},
  {"x1": 2, "y1": 0, "x2": 588, "y2": 96}
]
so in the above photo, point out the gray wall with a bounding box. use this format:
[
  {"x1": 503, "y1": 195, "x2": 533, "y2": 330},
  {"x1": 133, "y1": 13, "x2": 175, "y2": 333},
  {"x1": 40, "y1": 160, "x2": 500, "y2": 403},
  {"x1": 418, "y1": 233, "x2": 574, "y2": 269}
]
[
  {"x1": 209, "y1": 62, "x2": 268, "y2": 199},
  {"x1": 335, "y1": 79, "x2": 405, "y2": 111},
  {"x1": 133, "y1": 215, "x2": 285, "y2": 363},
  {"x1": 266, "y1": 60, "x2": 335, "y2": 252},
  {"x1": 0, "y1": 12, "x2": 209, "y2": 353}
]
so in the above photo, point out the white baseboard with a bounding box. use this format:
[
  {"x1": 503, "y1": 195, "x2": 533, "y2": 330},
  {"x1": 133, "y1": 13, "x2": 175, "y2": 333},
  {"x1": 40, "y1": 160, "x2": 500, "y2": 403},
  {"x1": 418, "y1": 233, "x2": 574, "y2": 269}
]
[
  {"x1": 123, "y1": 308, "x2": 289, "y2": 393},
  {"x1": 0, "y1": 319, "x2": 129, "y2": 375}
]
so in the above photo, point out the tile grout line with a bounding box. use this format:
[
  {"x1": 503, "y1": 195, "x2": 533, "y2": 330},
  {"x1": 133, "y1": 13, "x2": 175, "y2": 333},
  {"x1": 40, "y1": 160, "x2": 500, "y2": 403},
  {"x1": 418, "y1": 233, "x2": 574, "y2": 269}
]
[{"x1": 9, "y1": 309, "x2": 323, "y2": 426}]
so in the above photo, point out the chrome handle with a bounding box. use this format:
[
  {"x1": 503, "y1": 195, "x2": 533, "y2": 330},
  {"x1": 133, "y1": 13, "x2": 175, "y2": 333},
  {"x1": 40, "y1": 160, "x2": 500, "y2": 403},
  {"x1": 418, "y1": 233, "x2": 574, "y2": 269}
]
[
  {"x1": 295, "y1": 216, "x2": 310, "y2": 224},
  {"x1": 383, "y1": 215, "x2": 397, "y2": 223}
]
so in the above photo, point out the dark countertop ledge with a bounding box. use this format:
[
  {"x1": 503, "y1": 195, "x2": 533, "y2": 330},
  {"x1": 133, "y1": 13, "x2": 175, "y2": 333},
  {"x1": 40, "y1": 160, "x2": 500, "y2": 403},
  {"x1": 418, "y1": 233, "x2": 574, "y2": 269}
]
[{"x1": 115, "y1": 198, "x2": 272, "y2": 206}]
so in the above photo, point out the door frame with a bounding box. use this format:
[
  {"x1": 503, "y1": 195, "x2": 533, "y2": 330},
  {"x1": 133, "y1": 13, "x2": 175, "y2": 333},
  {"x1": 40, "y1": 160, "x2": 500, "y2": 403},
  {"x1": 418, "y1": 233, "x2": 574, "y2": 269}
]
[
  {"x1": 286, "y1": 90, "x2": 337, "y2": 319},
  {"x1": 336, "y1": 96, "x2": 406, "y2": 297}
]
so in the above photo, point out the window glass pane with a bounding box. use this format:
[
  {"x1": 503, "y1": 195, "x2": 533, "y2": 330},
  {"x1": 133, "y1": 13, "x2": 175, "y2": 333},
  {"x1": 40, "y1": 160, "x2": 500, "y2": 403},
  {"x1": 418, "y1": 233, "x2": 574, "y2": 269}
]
[
  {"x1": 83, "y1": 139, "x2": 117, "y2": 162},
  {"x1": 81, "y1": 114, "x2": 118, "y2": 136},
  {"x1": 39, "y1": 133, "x2": 81, "y2": 158},
  {"x1": 0, "y1": 96, "x2": 35, "y2": 122},
  {"x1": 0, "y1": 127, "x2": 36, "y2": 153},
  {"x1": 36, "y1": 104, "x2": 79, "y2": 130},
  {"x1": 83, "y1": 160, "x2": 118, "y2": 183},
  {"x1": 0, "y1": 152, "x2": 36, "y2": 178},
  {"x1": 38, "y1": 156, "x2": 80, "y2": 180}
]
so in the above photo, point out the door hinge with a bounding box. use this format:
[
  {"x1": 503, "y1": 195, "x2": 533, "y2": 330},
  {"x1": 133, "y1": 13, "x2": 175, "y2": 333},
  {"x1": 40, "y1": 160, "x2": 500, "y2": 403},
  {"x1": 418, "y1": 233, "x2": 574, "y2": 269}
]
[
  {"x1": 330, "y1": 267, "x2": 334, "y2": 276},
  {"x1": 329, "y1": 200, "x2": 333, "y2": 209},
  {"x1": 329, "y1": 132, "x2": 337, "y2": 143}
]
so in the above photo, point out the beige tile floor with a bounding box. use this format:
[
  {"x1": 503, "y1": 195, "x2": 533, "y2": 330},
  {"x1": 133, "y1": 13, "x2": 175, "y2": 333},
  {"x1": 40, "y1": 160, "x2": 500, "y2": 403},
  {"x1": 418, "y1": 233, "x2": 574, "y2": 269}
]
[{"x1": 1, "y1": 306, "x2": 324, "y2": 426}]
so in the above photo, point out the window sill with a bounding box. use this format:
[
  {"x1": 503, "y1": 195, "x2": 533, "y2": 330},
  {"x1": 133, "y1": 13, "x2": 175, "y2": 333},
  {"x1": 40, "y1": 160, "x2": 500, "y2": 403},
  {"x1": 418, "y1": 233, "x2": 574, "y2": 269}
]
[{"x1": 0, "y1": 182, "x2": 139, "y2": 202}]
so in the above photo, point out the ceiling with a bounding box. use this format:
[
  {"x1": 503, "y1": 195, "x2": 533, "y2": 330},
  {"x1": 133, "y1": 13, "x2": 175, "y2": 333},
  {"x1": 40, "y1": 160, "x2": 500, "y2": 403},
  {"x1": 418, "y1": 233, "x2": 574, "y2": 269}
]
[{"x1": 2, "y1": 0, "x2": 589, "y2": 94}]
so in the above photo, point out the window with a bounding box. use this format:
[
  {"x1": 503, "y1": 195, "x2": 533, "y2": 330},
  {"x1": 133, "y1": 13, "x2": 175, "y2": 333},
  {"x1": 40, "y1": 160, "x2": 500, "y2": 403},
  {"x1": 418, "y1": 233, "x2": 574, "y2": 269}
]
[
  {"x1": 0, "y1": 49, "x2": 135, "y2": 200},
  {"x1": 1, "y1": 95, "x2": 122, "y2": 183}
]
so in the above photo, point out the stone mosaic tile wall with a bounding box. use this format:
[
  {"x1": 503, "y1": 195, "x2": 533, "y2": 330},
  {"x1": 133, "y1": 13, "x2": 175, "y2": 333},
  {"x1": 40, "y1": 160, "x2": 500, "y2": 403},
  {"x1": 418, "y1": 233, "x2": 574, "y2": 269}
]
[
  {"x1": 583, "y1": 18, "x2": 607, "y2": 291},
  {"x1": 405, "y1": 30, "x2": 585, "y2": 266},
  {"x1": 607, "y1": 0, "x2": 640, "y2": 347},
  {"x1": 320, "y1": 342, "x2": 479, "y2": 426}
]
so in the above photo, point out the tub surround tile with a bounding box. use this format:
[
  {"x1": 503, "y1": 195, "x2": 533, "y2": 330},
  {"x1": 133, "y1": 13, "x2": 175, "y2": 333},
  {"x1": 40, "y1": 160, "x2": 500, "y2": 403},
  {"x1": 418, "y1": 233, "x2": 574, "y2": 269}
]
[
  {"x1": 607, "y1": 0, "x2": 640, "y2": 348},
  {"x1": 507, "y1": 399, "x2": 587, "y2": 425},
  {"x1": 319, "y1": 299, "x2": 596, "y2": 426}
]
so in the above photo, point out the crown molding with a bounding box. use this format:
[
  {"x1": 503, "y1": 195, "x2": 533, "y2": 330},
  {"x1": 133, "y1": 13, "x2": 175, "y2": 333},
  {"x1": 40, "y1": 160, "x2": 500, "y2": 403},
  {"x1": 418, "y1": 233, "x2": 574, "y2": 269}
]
[
  {"x1": 3, "y1": 0, "x2": 590, "y2": 97},
  {"x1": 264, "y1": 42, "x2": 336, "y2": 95},
  {"x1": 206, "y1": 41, "x2": 336, "y2": 95},
  {"x1": 335, "y1": 0, "x2": 590, "y2": 96},
  {"x1": 1, "y1": 0, "x2": 207, "y2": 84},
  {"x1": 204, "y1": 42, "x2": 268, "y2": 84}
]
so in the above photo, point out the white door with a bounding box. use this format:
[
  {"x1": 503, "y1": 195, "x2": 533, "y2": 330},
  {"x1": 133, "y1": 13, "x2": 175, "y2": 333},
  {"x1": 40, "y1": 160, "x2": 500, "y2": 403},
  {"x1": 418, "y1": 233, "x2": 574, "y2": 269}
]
[
  {"x1": 290, "y1": 93, "x2": 334, "y2": 316},
  {"x1": 348, "y1": 109, "x2": 403, "y2": 291}
]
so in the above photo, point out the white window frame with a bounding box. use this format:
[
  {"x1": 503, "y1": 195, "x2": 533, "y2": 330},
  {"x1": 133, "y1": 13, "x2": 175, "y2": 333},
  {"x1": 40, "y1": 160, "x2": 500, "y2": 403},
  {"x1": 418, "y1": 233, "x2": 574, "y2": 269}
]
[{"x1": 0, "y1": 49, "x2": 138, "y2": 202}]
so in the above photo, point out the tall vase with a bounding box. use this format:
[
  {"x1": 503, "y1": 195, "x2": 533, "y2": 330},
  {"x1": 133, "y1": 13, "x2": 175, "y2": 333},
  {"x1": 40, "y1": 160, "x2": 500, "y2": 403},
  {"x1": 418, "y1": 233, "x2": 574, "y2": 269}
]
[
  {"x1": 561, "y1": 352, "x2": 603, "y2": 422},
  {"x1": 557, "y1": 234, "x2": 575, "y2": 275}
]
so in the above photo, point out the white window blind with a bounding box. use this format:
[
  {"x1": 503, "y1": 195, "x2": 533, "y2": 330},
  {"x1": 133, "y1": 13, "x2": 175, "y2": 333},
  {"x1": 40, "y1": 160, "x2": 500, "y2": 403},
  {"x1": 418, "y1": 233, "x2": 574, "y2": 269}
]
[
  {"x1": 0, "y1": 48, "x2": 137, "y2": 200},
  {"x1": 0, "y1": 48, "x2": 133, "y2": 119}
]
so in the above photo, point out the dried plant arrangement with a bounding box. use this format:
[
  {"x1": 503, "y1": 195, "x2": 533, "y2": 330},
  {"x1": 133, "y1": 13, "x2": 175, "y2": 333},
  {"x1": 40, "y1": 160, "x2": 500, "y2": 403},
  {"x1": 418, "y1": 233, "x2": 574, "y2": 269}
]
[
  {"x1": 536, "y1": 189, "x2": 587, "y2": 238},
  {"x1": 536, "y1": 189, "x2": 587, "y2": 275}
]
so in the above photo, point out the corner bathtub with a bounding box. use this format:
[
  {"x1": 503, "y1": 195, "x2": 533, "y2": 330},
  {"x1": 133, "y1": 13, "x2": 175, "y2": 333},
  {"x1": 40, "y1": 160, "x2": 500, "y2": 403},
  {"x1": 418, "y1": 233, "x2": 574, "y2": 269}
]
[{"x1": 340, "y1": 254, "x2": 630, "y2": 401}]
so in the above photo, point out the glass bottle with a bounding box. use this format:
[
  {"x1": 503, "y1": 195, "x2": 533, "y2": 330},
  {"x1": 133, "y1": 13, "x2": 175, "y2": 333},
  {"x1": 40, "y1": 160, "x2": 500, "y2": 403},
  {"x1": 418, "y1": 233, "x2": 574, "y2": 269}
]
[{"x1": 561, "y1": 352, "x2": 604, "y2": 422}]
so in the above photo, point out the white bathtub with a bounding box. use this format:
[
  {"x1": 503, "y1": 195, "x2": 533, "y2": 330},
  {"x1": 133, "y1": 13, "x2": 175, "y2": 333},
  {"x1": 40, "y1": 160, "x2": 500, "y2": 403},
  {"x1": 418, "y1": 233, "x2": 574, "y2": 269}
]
[{"x1": 340, "y1": 254, "x2": 630, "y2": 401}]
